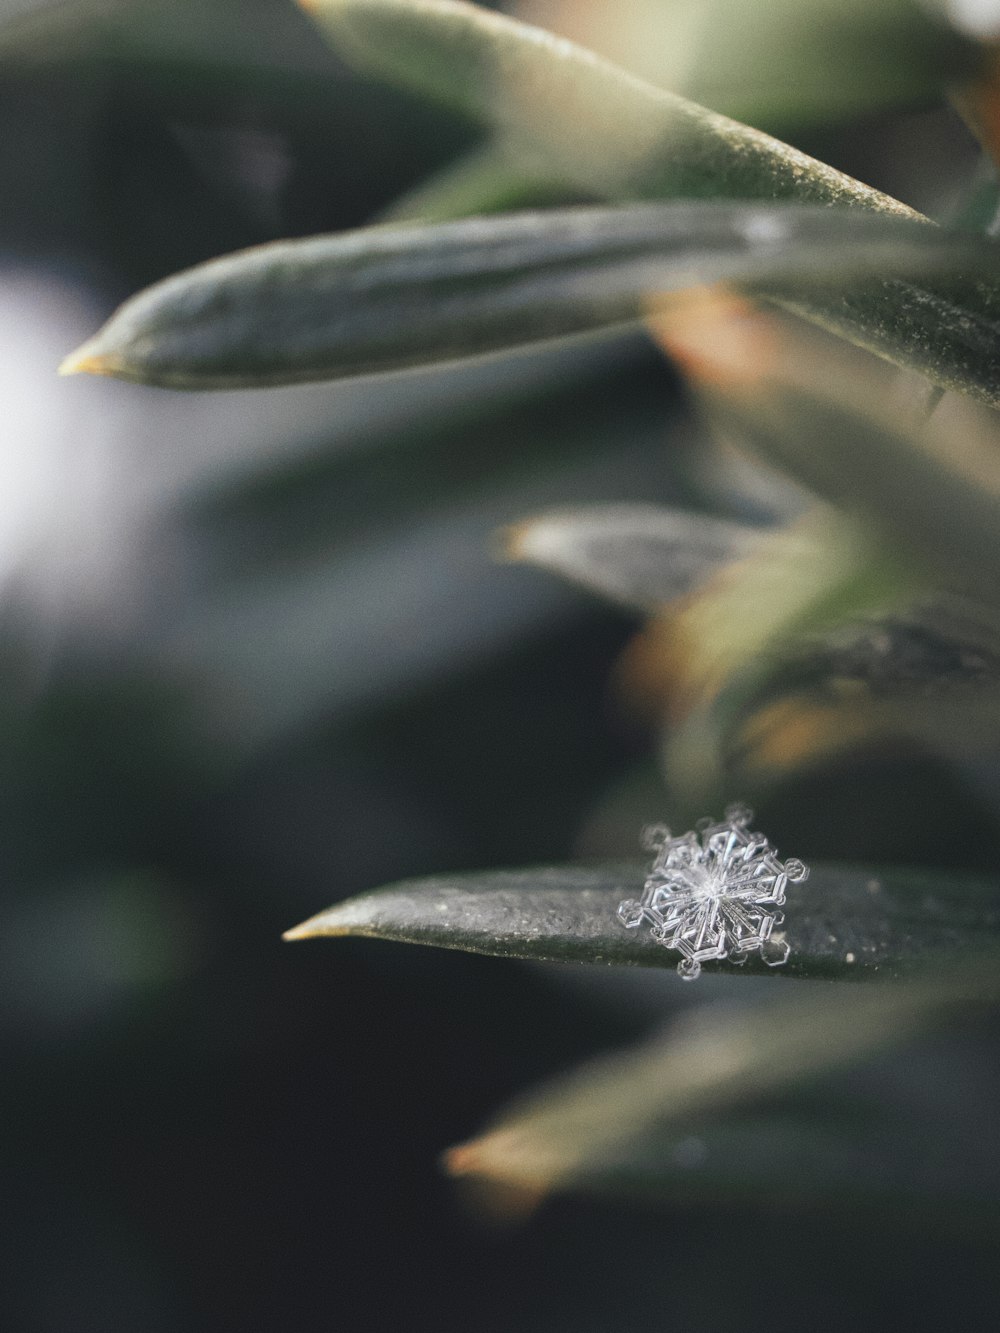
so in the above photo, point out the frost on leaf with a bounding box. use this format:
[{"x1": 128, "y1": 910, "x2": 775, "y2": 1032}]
[{"x1": 617, "y1": 804, "x2": 808, "y2": 979}]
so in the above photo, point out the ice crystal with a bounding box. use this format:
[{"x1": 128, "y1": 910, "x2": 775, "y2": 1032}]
[{"x1": 617, "y1": 804, "x2": 808, "y2": 979}]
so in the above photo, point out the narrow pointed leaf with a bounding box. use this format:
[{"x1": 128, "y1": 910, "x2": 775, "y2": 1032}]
[
  {"x1": 300, "y1": 0, "x2": 917, "y2": 214},
  {"x1": 442, "y1": 965, "x2": 1000, "y2": 1199},
  {"x1": 654, "y1": 301, "x2": 1000, "y2": 594},
  {"x1": 642, "y1": 307, "x2": 1000, "y2": 795},
  {"x1": 60, "y1": 202, "x2": 1000, "y2": 390},
  {"x1": 299, "y1": 0, "x2": 1000, "y2": 405},
  {"x1": 515, "y1": 1098, "x2": 1000, "y2": 1217},
  {"x1": 617, "y1": 505, "x2": 919, "y2": 772},
  {"x1": 284, "y1": 861, "x2": 1000, "y2": 980},
  {"x1": 502, "y1": 504, "x2": 762, "y2": 611}
]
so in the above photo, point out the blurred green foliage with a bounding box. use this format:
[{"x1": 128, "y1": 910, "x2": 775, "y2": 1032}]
[{"x1": 3, "y1": 2, "x2": 1000, "y2": 1330}]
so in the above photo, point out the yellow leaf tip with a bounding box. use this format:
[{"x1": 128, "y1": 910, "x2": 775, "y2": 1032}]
[
  {"x1": 442, "y1": 1140, "x2": 549, "y2": 1220},
  {"x1": 296, "y1": 0, "x2": 320, "y2": 11},
  {"x1": 493, "y1": 520, "x2": 528, "y2": 563},
  {"x1": 282, "y1": 910, "x2": 349, "y2": 940},
  {"x1": 58, "y1": 344, "x2": 117, "y2": 378},
  {"x1": 442, "y1": 1141, "x2": 478, "y2": 1177}
]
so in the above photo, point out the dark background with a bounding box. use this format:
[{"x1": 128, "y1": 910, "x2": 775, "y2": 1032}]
[{"x1": 1, "y1": 3, "x2": 998, "y2": 1329}]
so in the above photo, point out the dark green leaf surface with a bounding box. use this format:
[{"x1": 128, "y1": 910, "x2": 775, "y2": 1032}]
[
  {"x1": 509, "y1": 504, "x2": 1000, "y2": 704},
  {"x1": 284, "y1": 860, "x2": 1000, "y2": 980},
  {"x1": 60, "y1": 203, "x2": 1000, "y2": 390},
  {"x1": 300, "y1": 1, "x2": 1000, "y2": 404}
]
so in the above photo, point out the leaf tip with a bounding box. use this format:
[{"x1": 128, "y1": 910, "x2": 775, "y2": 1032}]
[
  {"x1": 442, "y1": 1138, "x2": 548, "y2": 1220},
  {"x1": 58, "y1": 342, "x2": 119, "y2": 379},
  {"x1": 282, "y1": 917, "x2": 322, "y2": 941},
  {"x1": 442, "y1": 1127, "x2": 534, "y2": 1181},
  {"x1": 494, "y1": 519, "x2": 531, "y2": 564},
  {"x1": 282, "y1": 906, "x2": 353, "y2": 940},
  {"x1": 441, "y1": 1140, "x2": 478, "y2": 1177},
  {"x1": 496, "y1": 514, "x2": 569, "y2": 567}
]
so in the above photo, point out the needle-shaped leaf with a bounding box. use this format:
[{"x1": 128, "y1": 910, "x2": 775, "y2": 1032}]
[
  {"x1": 478, "y1": 1094, "x2": 1000, "y2": 1217},
  {"x1": 621, "y1": 508, "x2": 1000, "y2": 804},
  {"x1": 441, "y1": 963, "x2": 1000, "y2": 1200},
  {"x1": 299, "y1": 0, "x2": 917, "y2": 213},
  {"x1": 296, "y1": 1, "x2": 1000, "y2": 404},
  {"x1": 59, "y1": 202, "x2": 1000, "y2": 391},
  {"x1": 502, "y1": 504, "x2": 763, "y2": 612},
  {"x1": 616, "y1": 505, "x2": 919, "y2": 756},
  {"x1": 634, "y1": 303, "x2": 1000, "y2": 798},
  {"x1": 284, "y1": 861, "x2": 1000, "y2": 980},
  {"x1": 653, "y1": 300, "x2": 1000, "y2": 596}
]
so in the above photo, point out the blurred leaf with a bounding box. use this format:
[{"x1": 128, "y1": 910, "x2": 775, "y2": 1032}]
[
  {"x1": 299, "y1": 2, "x2": 1000, "y2": 405},
  {"x1": 0, "y1": 0, "x2": 330, "y2": 77},
  {"x1": 936, "y1": 0, "x2": 1000, "y2": 41},
  {"x1": 509, "y1": 506, "x2": 1000, "y2": 746},
  {"x1": 301, "y1": 0, "x2": 919, "y2": 211},
  {"x1": 941, "y1": 0, "x2": 1000, "y2": 168},
  {"x1": 442, "y1": 964, "x2": 1000, "y2": 1201},
  {"x1": 60, "y1": 201, "x2": 1000, "y2": 392},
  {"x1": 778, "y1": 276, "x2": 1000, "y2": 410},
  {"x1": 653, "y1": 594, "x2": 1000, "y2": 809},
  {"x1": 502, "y1": 503, "x2": 762, "y2": 611},
  {"x1": 616, "y1": 506, "x2": 917, "y2": 722},
  {"x1": 517, "y1": 0, "x2": 977, "y2": 134},
  {"x1": 641, "y1": 302, "x2": 1000, "y2": 798},
  {"x1": 652, "y1": 299, "x2": 1000, "y2": 594},
  {"x1": 0, "y1": 0, "x2": 101, "y2": 37},
  {"x1": 726, "y1": 589, "x2": 1000, "y2": 772},
  {"x1": 284, "y1": 860, "x2": 1000, "y2": 980},
  {"x1": 502, "y1": 1094, "x2": 1000, "y2": 1219}
]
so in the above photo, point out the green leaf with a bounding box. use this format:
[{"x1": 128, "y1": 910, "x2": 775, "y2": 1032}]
[
  {"x1": 660, "y1": 304, "x2": 1000, "y2": 595},
  {"x1": 502, "y1": 503, "x2": 762, "y2": 611},
  {"x1": 283, "y1": 860, "x2": 1000, "y2": 980},
  {"x1": 441, "y1": 964, "x2": 1000, "y2": 1200},
  {"x1": 59, "y1": 202, "x2": 1000, "y2": 390},
  {"x1": 0, "y1": 0, "x2": 332, "y2": 74},
  {"x1": 600, "y1": 0, "x2": 977, "y2": 133},
  {"x1": 617, "y1": 505, "x2": 920, "y2": 804},
  {"x1": 301, "y1": 0, "x2": 918, "y2": 213},
  {"x1": 502, "y1": 513, "x2": 987, "y2": 823},
  {"x1": 641, "y1": 516, "x2": 1000, "y2": 805},
  {"x1": 531, "y1": 1098, "x2": 1000, "y2": 1217},
  {"x1": 760, "y1": 392, "x2": 1000, "y2": 593},
  {"x1": 299, "y1": 1, "x2": 1000, "y2": 404},
  {"x1": 643, "y1": 309, "x2": 1000, "y2": 798}
]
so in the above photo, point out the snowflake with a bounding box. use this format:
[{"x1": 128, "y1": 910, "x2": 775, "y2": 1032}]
[{"x1": 616, "y1": 804, "x2": 808, "y2": 979}]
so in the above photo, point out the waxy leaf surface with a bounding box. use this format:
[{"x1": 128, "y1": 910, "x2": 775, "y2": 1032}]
[
  {"x1": 62, "y1": 203, "x2": 1000, "y2": 393},
  {"x1": 285, "y1": 860, "x2": 1000, "y2": 981}
]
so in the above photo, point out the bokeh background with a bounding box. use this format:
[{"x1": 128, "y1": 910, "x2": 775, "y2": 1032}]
[{"x1": 2, "y1": 3, "x2": 999, "y2": 1329}]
